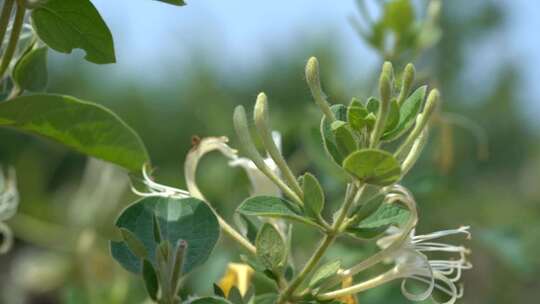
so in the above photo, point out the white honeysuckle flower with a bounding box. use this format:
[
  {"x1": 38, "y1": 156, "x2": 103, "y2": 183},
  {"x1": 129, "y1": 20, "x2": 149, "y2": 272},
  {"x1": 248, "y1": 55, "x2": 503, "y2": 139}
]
[
  {"x1": 377, "y1": 225, "x2": 472, "y2": 304},
  {"x1": 228, "y1": 131, "x2": 282, "y2": 197},
  {"x1": 133, "y1": 134, "x2": 283, "y2": 201},
  {"x1": 0, "y1": 167, "x2": 19, "y2": 254}
]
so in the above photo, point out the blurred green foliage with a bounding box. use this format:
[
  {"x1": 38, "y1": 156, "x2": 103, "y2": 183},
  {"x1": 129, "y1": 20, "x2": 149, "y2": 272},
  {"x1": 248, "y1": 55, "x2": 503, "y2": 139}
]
[{"x1": 1, "y1": 0, "x2": 539, "y2": 303}]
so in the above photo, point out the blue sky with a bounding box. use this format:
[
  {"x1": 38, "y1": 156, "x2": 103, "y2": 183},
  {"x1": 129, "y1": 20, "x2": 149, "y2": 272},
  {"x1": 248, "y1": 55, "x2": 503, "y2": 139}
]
[{"x1": 84, "y1": 0, "x2": 540, "y2": 128}]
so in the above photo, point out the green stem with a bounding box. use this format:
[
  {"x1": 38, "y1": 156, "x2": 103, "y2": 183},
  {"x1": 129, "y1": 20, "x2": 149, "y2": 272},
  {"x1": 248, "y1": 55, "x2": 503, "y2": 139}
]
[
  {"x1": 277, "y1": 184, "x2": 364, "y2": 303},
  {"x1": 0, "y1": 0, "x2": 14, "y2": 51},
  {"x1": 0, "y1": 0, "x2": 24, "y2": 79}
]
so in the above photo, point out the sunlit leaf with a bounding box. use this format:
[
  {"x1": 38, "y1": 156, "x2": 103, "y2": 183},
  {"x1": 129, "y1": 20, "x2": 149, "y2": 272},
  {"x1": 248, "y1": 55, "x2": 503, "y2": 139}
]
[
  {"x1": 0, "y1": 94, "x2": 149, "y2": 172},
  {"x1": 31, "y1": 0, "x2": 115, "y2": 64},
  {"x1": 12, "y1": 46, "x2": 48, "y2": 92},
  {"x1": 343, "y1": 149, "x2": 401, "y2": 186},
  {"x1": 383, "y1": 86, "x2": 427, "y2": 141},
  {"x1": 347, "y1": 203, "x2": 410, "y2": 239}
]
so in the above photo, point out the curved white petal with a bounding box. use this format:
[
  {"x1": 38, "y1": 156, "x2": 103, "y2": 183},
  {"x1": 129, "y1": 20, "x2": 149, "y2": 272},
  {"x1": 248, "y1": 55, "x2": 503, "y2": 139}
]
[{"x1": 184, "y1": 136, "x2": 238, "y2": 201}]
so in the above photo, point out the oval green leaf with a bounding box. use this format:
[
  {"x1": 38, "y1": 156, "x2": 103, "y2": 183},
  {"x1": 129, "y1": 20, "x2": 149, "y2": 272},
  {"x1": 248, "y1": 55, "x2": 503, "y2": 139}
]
[
  {"x1": 302, "y1": 173, "x2": 325, "y2": 219},
  {"x1": 31, "y1": 0, "x2": 115, "y2": 64},
  {"x1": 256, "y1": 223, "x2": 287, "y2": 270},
  {"x1": 320, "y1": 104, "x2": 347, "y2": 165},
  {"x1": 347, "y1": 203, "x2": 410, "y2": 239},
  {"x1": 383, "y1": 86, "x2": 427, "y2": 141},
  {"x1": 0, "y1": 94, "x2": 149, "y2": 172},
  {"x1": 343, "y1": 149, "x2": 401, "y2": 186},
  {"x1": 237, "y1": 196, "x2": 318, "y2": 227},
  {"x1": 110, "y1": 197, "x2": 219, "y2": 274},
  {"x1": 13, "y1": 46, "x2": 48, "y2": 92}
]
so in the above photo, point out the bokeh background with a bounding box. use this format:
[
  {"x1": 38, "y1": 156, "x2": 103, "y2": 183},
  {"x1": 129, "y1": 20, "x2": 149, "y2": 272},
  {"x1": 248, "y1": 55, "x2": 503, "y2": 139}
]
[{"x1": 1, "y1": 0, "x2": 540, "y2": 303}]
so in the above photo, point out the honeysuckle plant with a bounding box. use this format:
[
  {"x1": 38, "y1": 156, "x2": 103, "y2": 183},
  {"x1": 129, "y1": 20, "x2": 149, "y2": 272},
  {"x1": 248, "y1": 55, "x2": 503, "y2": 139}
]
[
  {"x1": 0, "y1": 0, "x2": 472, "y2": 303},
  {"x1": 108, "y1": 56, "x2": 471, "y2": 304}
]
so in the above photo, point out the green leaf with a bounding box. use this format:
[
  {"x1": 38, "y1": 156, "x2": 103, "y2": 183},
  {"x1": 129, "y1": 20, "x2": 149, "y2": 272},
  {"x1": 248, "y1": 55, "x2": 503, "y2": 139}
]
[
  {"x1": 343, "y1": 149, "x2": 401, "y2": 186},
  {"x1": 120, "y1": 228, "x2": 148, "y2": 258},
  {"x1": 237, "y1": 196, "x2": 318, "y2": 227},
  {"x1": 320, "y1": 104, "x2": 347, "y2": 165},
  {"x1": 142, "y1": 259, "x2": 159, "y2": 301},
  {"x1": 154, "y1": 0, "x2": 187, "y2": 6},
  {"x1": 383, "y1": 86, "x2": 427, "y2": 141},
  {"x1": 348, "y1": 203, "x2": 410, "y2": 239},
  {"x1": 302, "y1": 173, "x2": 325, "y2": 219},
  {"x1": 253, "y1": 294, "x2": 278, "y2": 304},
  {"x1": 110, "y1": 197, "x2": 219, "y2": 274},
  {"x1": 228, "y1": 286, "x2": 244, "y2": 304},
  {"x1": 12, "y1": 46, "x2": 48, "y2": 92},
  {"x1": 0, "y1": 94, "x2": 149, "y2": 172},
  {"x1": 383, "y1": 0, "x2": 415, "y2": 33},
  {"x1": 347, "y1": 98, "x2": 369, "y2": 132},
  {"x1": 366, "y1": 97, "x2": 380, "y2": 114},
  {"x1": 356, "y1": 203, "x2": 410, "y2": 229},
  {"x1": 384, "y1": 99, "x2": 400, "y2": 132},
  {"x1": 188, "y1": 297, "x2": 233, "y2": 304},
  {"x1": 309, "y1": 260, "x2": 341, "y2": 288},
  {"x1": 31, "y1": 0, "x2": 115, "y2": 64},
  {"x1": 256, "y1": 223, "x2": 287, "y2": 270},
  {"x1": 213, "y1": 284, "x2": 226, "y2": 298},
  {"x1": 331, "y1": 121, "x2": 357, "y2": 156}
]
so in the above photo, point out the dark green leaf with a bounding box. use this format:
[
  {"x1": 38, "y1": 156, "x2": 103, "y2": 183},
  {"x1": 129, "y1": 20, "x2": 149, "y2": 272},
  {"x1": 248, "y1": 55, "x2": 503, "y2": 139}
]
[
  {"x1": 154, "y1": 0, "x2": 186, "y2": 6},
  {"x1": 331, "y1": 121, "x2": 357, "y2": 156},
  {"x1": 383, "y1": 86, "x2": 427, "y2": 141},
  {"x1": 343, "y1": 149, "x2": 401, "y2": 186},
  {"x1": 120, "y1": 228, "x2": 148, "y2": 258},
  {"x1": 213, "y1": 284, "x2": 226, "y2": 298},
  {"x1": 228, "y1": 287, "x2": 244, "y2": 304},
  {"x1": 12, "y1": 46, "x2": 48, "y2": 92},
  {"x1": 110, "y1": 197, "x2": 219, "y2": 274},
  {"x1": 256, "y1": 223, "x2": 287, "y2": 270},
  {"x1": 302, "y1": 173, "x2": 325, "y2": 219},
  {"x1": 142, "y1": 259, "x2": 159, "y2": 301},
  {"x1": 309, "y1": 260, "x2": 341, "y2": 288},
  {"x1": 321, "y1": 104, "x2": 347, "y2": 165},
  {"x1": 0, "y1": 94, "x2": 149, "y2": 172},
  {"x1": 31, "y1": 0, "x2": 115, "y2": 64},
  {"x1": 237, "y1": 196, "x2": 318, "y2": 227}
]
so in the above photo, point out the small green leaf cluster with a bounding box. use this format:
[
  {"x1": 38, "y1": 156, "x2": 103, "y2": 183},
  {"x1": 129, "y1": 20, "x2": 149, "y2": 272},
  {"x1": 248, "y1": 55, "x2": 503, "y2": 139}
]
[{"x1": 350, "y1": 0, "x2": 442, "y2": 62}]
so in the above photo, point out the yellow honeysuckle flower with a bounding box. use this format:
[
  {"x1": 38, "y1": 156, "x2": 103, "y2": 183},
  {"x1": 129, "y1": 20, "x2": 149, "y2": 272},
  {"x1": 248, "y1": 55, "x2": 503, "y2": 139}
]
[
  {"x1": 218, "y1": 263, "x2": 254, "y2": 297},
  {"x1": 339, "y1": 276, "x2": 358, "y2": 304}
]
